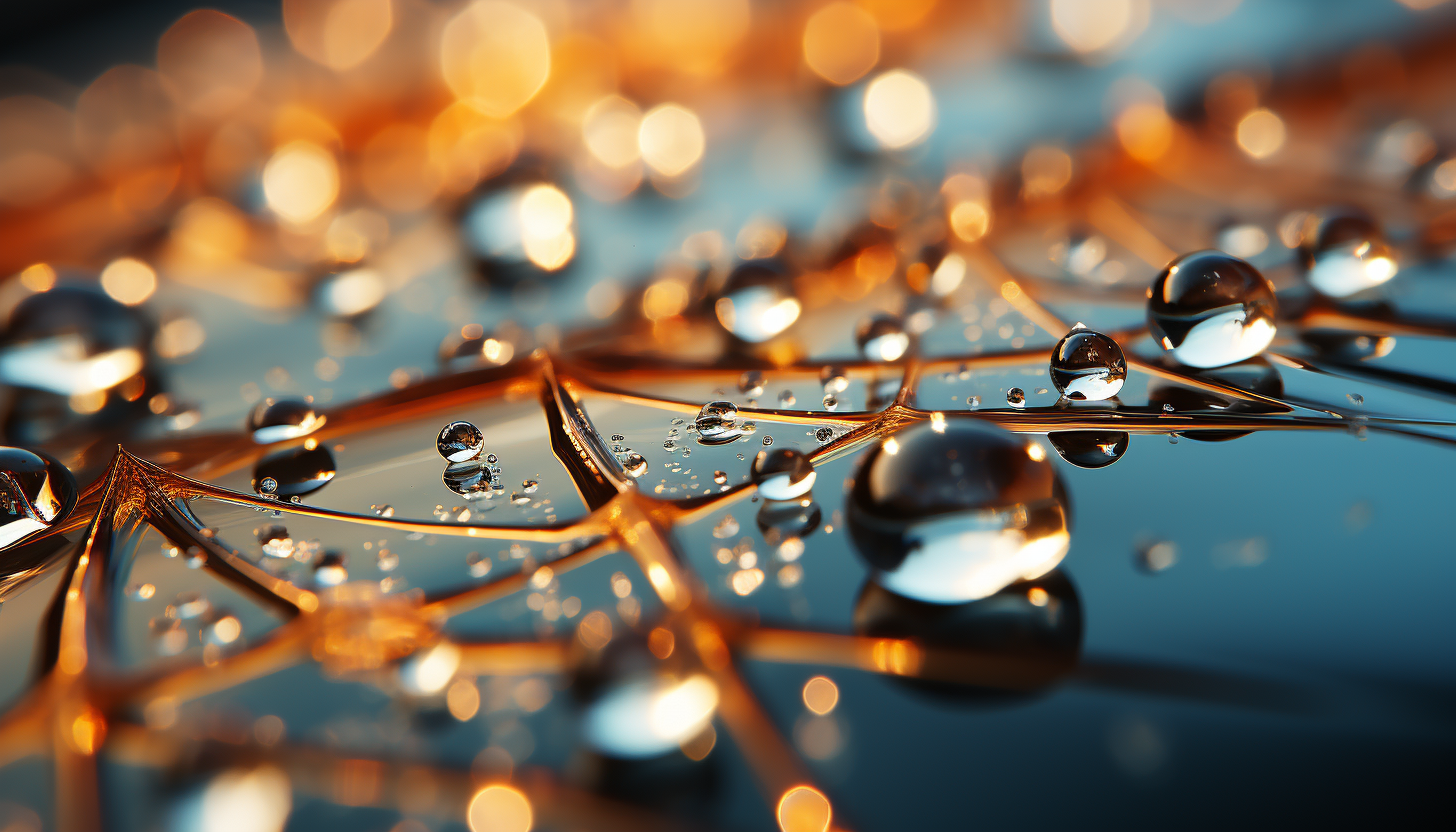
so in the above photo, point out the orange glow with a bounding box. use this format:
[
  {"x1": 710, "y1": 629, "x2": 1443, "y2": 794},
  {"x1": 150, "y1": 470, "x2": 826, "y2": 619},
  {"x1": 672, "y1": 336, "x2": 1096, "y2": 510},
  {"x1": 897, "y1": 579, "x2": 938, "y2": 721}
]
[
  {"x1": 949, "y1": 200, "x2": 990, "y2": 241},
  {"x1": 466, "y1": 784, "x2": 533, "y2": 832},
  {"x1": 863, "y1": 69, "x2": 935, "y2": 150},
  {"x1": 583, "y1": 95, "x2": 643, "y2": 169},
  {"x1": 518, "y1": 184, "x2": 576, "y2": 271},
  {"x1": 428, "y1": 102, "x2": 524, "y2": 194},
  {"x1": 803, "y1": 2, "x2": 881, "y2": 86},
  {"x1": 777, "y1": 786, "x2": 832, "y2": 832},
  {"x1": 801, "y1": 676, "x2": 839, "y2": 715},
  {"x1": 1050, "y1": 0, "x2": 1148, "y2": 55},
  {"x1": 631, "y1": 0, "x2": 751, "y2": 76},
  {"x1": 361, "y1": 124, "x2": 440, "y2": 212},
  {"x1": 643, "y1": 279, "x2": 690, "y2": 320},
  {"x1": 1028, "y1": 587, "x2": 1050, "y2": 606},
  {"x1": 856, "y1": 0, "x2": 936, "y2": 31},
  {"x1": 447, "y1": 678, "x2": 481, "y2": 720},
  {"x1": 1022, "y1": 145, "x2": 1073, "y2": 198},
  {"x1": 18, "y1": 263, "x2": 57, "y2": 292},
  {"x1": 69, "y1": 706, "x2": 107, "y2": 755},
  {"x1": 1236, "y1": 108, "x2": 1286, "y2": 159},
  {"x1": 262, "y1": 142, "x2": 339, "y2": 224},
  {"x1": 441, "y1": 1, "x2": 552, "y2": 118},
  {"x1": 648, "y1": 627, "x2": 676, "y2": 659},
  {"x1": 284, "y1": 0, "x2": 395, "y2": 70},
  {"x1": 639, "y1": 104, "x2": 706, "y2": 178},
  {"x1": 100, "y1": 257, "x2": 158, "y2": 305},
  {"x1": 1116, "y1": 102, "x2": 1174, "y2": 162},
  {"x1": 578, "y1": 610, "x2": 613, "y2": 649},
  {"x1": 157, "y1": 10, "x2": 263, "y2": 117}
]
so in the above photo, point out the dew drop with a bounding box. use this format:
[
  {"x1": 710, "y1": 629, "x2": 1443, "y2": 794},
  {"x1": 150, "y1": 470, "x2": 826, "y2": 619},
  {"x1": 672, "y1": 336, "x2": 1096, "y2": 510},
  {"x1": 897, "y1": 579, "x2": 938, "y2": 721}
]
[
  {"x1": 822, "y1": 394, "x2": 839, "y2": 411},
  {"x1": 252, "y1": 444, "x2": 336, "y2": 499},
  {"x1": 1049, "y1": 328, "x2": 1127, "y2": 401},
  {"x1": 856, "y1": 315, "x2": 913, "y2": 361},
  {"x1": 1299, "y1": 211, "x2": 1398, "y2": 298},
  {"x1": 246, "y1": 399, "x2": 324, "y2": 444},
  {"x1": 0, "y1": 447, "x2": 80, "y2": 549},
  {"x1": 820, "y1": 366, "x2": 849, "y2": 394},
  {"x1": 814, "y1": 427, "x2": 834, "y2": 443},
  {"x1": 713, "y1": 470, "x2": 728, "y2": 485},
  {"x1": 751, "y1": 449, "x2": 817, "y2": 501},
  {"x1": 1048, "y1": 431, "x2": 1130, "y2": 469},
  {"x1": 1347, "y1": 392, "x2": 1364, "y2": 405},
  {"x1": 712, "y1": 515, "x2": 740, "y2": 539},
  {"x1": 1006, "y1": 388, "x2": 1025, "y2": 408},
  {"x1": 522, "y1": 479, "x2": 539, "y2": 494},
  {"x1": 313, "y1": 552, "x2": 348, "y2": 586},
  {"x1": 622, "y1": 452, "x2": 648, "y2": 478},
  {"x1": 443, "y1": 460, "x2": 493, "y2": 499},
  {"x1": 437, "y1": 420, "x2": 484, "y2": 463},
  {"x1": 715, "y1": 261, "x2": 802, "y2": 342},
  {"x1": 695, "y1": 401, "x2": 742, "y2": 444},
  {"x1": 1148, "y1": 250, "x2": 1277, "y2": 368},
  {"x1": 778, "y1": 390, "x2": 796, "y2": 407}
]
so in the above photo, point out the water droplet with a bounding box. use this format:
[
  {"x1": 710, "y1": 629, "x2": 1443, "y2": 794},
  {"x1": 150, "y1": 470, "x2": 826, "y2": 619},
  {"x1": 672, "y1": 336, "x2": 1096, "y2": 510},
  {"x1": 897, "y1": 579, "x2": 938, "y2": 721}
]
[
  {"x1": 314, "y1": 267, "x2": 386, "y2": 318},
  {"x1": 443, "y1": 460, "x2": 493, "y2": 499},
  {"x1": 714, "y1": 261, "x2": 802, "y2": 342},
  {"x1": 778, "y1": 390, "x2": 796, "y2": 407},
  {"x1": 712, "y1": 515, "x2": 740, "y2": 539},
  {"x1": 171, "y1": 591, "x2": 211, "y2": 620},
  {"x1": 486, "y1": 453, "x2": 499, "y2": 464},
  {"x1": 1048, "y1": 431, "x2": 1130, "y2": 468},
  {"x1": 1299, "y1": 330, "x2": 1395, "y2": 361},
  {"x1": 738, "y1": 370, "x2": 766, "y2": 397},
  {"x1": 1049, "y1": 329, "x2": 1126, "y2": 401},
  {"x1": 0, "y1": 285, "x2": 150, "y2": 403},
  {"x1": 1137, "y1": 541, "x2": 1178, "y2": 573},
  {"x1": 246, "y1": 399, "x2": 324, "y2": 443},
  {"x1": 462, "y1": 181, "x2": 577, "y2": 275},
  {"x1": 695, "y1": 401, "x2": 742, "y2": 444},
  {"x1": 252, "y1": 444, "x2": 336, "y2": 499},
  {"x1": 437, "y1": 420, "x2": 484, "y2": 463},
  {"x1": 522, "y1": 479, "x2": 539, "y2": 494},
  {"x1": 467, "y1": 551, "x2": 491, "y2": 578},
  {"x1": 127, "y1": 582, "x2": 155, "y2": 600},
  {"x1": 846, "y1": 421, "x2": 1070, "y2": 604},
  {"x1": 611, "y1": 434, "x2": 625, "y2": 442},
  {"x1": 204, "y1": 614, "x2": 242, "y2": 646},
  {"x1": 1148, "y1": 358, "x2": 1283, "y2": 442},
  {"x1": 1148, "y1": 251, "x2": 1277, "y2": 368},
  {"x1": 820, "y1": 366, "x2": 849, "y2": 394},
  {"x1": 1347, "y1": 392, "x2": 1364, "y2": 405},
  {"x1": 313, "y1": 552, "x2": 348, "y2": 586},
  {"x1": 0, "y1": 447, "x2": 78, "y2": 550},
  {"x1": 856, "y1": 315, "x2": 913, "y2": 361},
  {"x1": 751, "y1": 449, "x2": 817, "y2": 501},
  {"x1": 1299, "y1": 211, "x2": 1398, "y2": 298},
  {"x1": 371, "y1": 504, "x2": 394, "y2": 517},
  {"x1": 257, "y1": 477, "x2": 279, "y2": 496},
  {"x1": 822, "y1": 394, "x2": 839, "y2": 411},
  {"x1": 1006, "y1": 388, "x2": 1025, "y2": 408},
  {"x1": 966, "y1": 395, "x2": 980, "y2": 409},
  {"x1": 713, "y1": 470, "x2": 728, "y2": 485},
  {"x1": 814, "y1": 427, "x2": 834, "y2": 443},
  {"x1": 439, "y1": 324, "x2": 515, "y2": 371},
  {"x1": 511, "y1": 493, "x2": 531, "y2": 506},
  {"x1": 257, "y1": 525, "x2": 294, "y2": 559},
  {"x1": 757, "y1": 500, "x2": 822, "y2": 541},
  {"x1": 621, "y1": 452, "x2": 648, "y2": 478},
  {"x1": 762, "y1": 435, "x2": 773, "y2": 446},
  {"x1": 377, "y1": 548, "x2": 399, "y2": 572},
  {"x1": 1162, "y1": 403, "x2": 1174, "y2": 412}
]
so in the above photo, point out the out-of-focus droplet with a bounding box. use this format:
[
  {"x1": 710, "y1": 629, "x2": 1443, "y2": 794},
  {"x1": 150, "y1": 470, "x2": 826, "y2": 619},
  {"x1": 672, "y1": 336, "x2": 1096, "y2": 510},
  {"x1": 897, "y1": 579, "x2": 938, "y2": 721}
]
[
  {"x1": 639, "y1": 104, "x2": 705, "y2": 179},
  {"x1": 247, "y1": 399, "x2": 324, "y2": 444},
  {"x1": 695, "y1": 401, "x2": 741, "y2": 444},
  {"x1": 856, "y1": 315, "x2": 912, "y2": 361},
  {"x1": 252, "y1": 444, "x2": 337, "y2": 498},
  {"x1": 1148, "y1": 357, "x2": 1283, "y2": 442},
  {"x1": 715, "y1": 262, "x2": 801, "y2": 342},
  {"x1": 1051, "y1": 230, "x2": 1107, "y2": 277},
  {"x1": 437, "y1": 421, "x2": 485, "y2": 463},
  {"x1": 0, "y1": 285, "x2": 149, "y2": 397},
  {"x1": 1136, "y1": 540, "x2": 1177, "y2": 573},
  {"x1": 713, "y1": 470, "x2": 729, "y2": 485},
  {"x1": 575, "y1": 636, "x2": 720, "y2": 759},
  {"x1": 820, "y1": 366, "x2": 849, "y2": 394},
  {"x1": 777, "y1": 785, "x2": 832, "y2": 832},
  {"x1": 257, "y1": 525, "x2": 295, "y2": 559},
  {"x1": 440, "y1": 324, "x2": 515, "y2": 370},
  {"x1": 312, "y1": 551, "x2": 348, "y2": 586},
  {"x1": 1148, "y1": 251, "x2": 1277, "y2": 368},
  {"x1": 0, "y1": 447, "x2": 78, "y2": 549},
  {"x1": 1049, "y1": 0, "x2": 1148, "y2": 55},
  {"x1": 284, "y1": 0, "x2": 394, "y2": 71},
  {"x1": 738, "y1": 370, "x2": 765, "y2": 397},
  {"x1": 440, "y1": 1, "x2": 551, "y2": 118},
  {"x1": 1236, "y1": 108, "x2": 1285, "y2": 160},
  {"x1": 157, "y1": 10, "x2": 264, "y2": 117},
  {"x1": 314, "y1": 267, "x2": 386, "y2": 318},
  {"x1": 1048, "y1": 431, "x2": 1130, "y2": 468},
  {"x1": 1006, "y1": 388, "x2": 1026, "y2": 408},
  {"x1": 1050, "y1": 327, "x2": 1126, "y2": 401},
  {"x1": 1298, "y1": 211, "x2": 1398, "y2": 297},
  {"x1": 802, "y1": 2, "x2": 880, "y2": 86},
  {"x1": 863, "y1": 69, "x2": 935, "y2": 150},
  {"x1": 262, "y1": 141, "x2": 338, "y2": 224},
  {"x1": 621, "y1": 451, "x2": 649, "y2": 478},
  {"x1": 1216, "y1": 222, "x2": 1269, "y2": 259},
  {"x1": 1298, "y1": 330, "x2": 1395, "y2": 361},
  {"x1": 462, "y1": 181, "x2": 577, "y2": 275},
  {"x1": 847, "y1": 421, "x2": 1070, "y2": 604},
  {"x1": 583, "y1": 95, "x2": 643, "y2": 169},
  {"x1": 467, "y1": 783, "x2": 533, "y2": 832},
  {"x1": 751, "y1": 448, "x2": 816, "y2": 502},
  {"x1": 99, "y1": 258, "x2": 157, "y2": 306}
]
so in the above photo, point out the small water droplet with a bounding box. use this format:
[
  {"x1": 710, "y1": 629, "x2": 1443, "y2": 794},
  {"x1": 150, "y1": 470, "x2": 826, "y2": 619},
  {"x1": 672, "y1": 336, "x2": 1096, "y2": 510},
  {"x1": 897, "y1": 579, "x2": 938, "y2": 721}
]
[
  {"x1": 247, "y1": 399, "x2": 324, "y2": 444},
  {"x1": 437, "y1": 420, "x2": 484, "y2": 463},
  {"x1": 695, "y1": 400, "x2": 742, "y2": 444},
  {"x1": 778, "y1": 390, "x2": 796, "y2": 407},
  {"x1": 762, "y1": 435, "x2": 773, "y2": 446},
  {"x1": 1347, "y1": 393, "x2": 1364, "y2": 405},
  {"x1": 622, "y1": 452, "x2": 648, "y2": 478},
  {"x1": 511, "y1": 493, "x2": 531, "y2": 506},
  {"x1": 486, "y1": 453, "x2": 499, "y2": 464},
  {"x1": 822, "y1": 394, "x2": 839, "y2": 411},
  {"x1": 611, "y1": 434, "x2": 625, "y2": 443},
  {"x1": 713, "y1": 515, "x2": 740, "y2": 538},
  {"x1": 467, "y1": 551, "x2": 491, "y2": 578},
  {"x1": 966, "y1": 395, "x2": 980, "y2": 409},
  {"x1": 253, "y1": 445, "x2": 336, "y2": 499},
  {"x1": 522, "y1": 479, "x2": 539, "y2": 494},
  {"x1": 371, "y1": 504, "x2": 394, "y2": 517},
  {"x1": 1006, "y1": 388, "x2": 1025, "y2": 408},
  {"x1": 313, "y1": 552, "x2": 348, "y2": 586},
  {"x1": 814, "y1": 427, "x2": 834, "y2": 443},
  {"x1": 856, "y1": 315, "x2": 913, "y2": 361},
  {"x1": 738, "y1": 370, "x2": 766, "y2": 397},
  {"x1": 713, "y1": 470, "x2": 728, "y2": 485},
  {"x1": 820, "y1": 366, "x2": 849, "y2": 394},
  {"x1": 1162, "y1": 403, "x2": 1174, "y2": 412}
]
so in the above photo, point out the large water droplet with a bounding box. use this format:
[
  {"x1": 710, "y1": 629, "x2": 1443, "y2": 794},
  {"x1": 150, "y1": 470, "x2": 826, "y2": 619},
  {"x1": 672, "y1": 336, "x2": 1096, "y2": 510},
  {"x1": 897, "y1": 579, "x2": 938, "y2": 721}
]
[
  {"x1": 856, "y1": 315, "x2": 913, "y2": 361},
  {"x1": 714, "y1": 261, "x2": 801, "y2": 343},
  {"x1": 1299, "y1": 211, "x2": 1398, "y2": 298},
  {"x1": 1006, "y1": 388, "x2": 1025, "y2": 408},
  {"x1": 1047, "y1": 431, "x2": 1130, "y2": 468},
  {"x1": 247, "y1": 399, "x2": 325, "y2": 443},
  {"x1": 1147, "y1": 250, "x2": 1277, "y2": 368},
  {"x1": 252, "y1": 444, "x2": 337, "y2": 499},
  {"x1": 0, "y1": 285, "x2": 150, "y2": 397},
  {"x1": 695, "y1": 401, "x2": 741, "y2": 445},
  {"x1": 443, "y1": 460, "x2": 493, "y2": 499},
  {"x1": 0, "y1": 446, "x2": 77, "y2": 549},
  {"x1": 574, "y1": 636, "x2": 719, "y2": 759},
  {"x1": 846, "y1": 421, "x2": 1070, "y2": 605},
  {"x1": 1049, "y1": 328, "x2": 1126, "y2": 401},
  {"x1": 750, "y1": 448, "x2": 816, "y2": 501},
  {"x1": 437, "y1": 420, "x2": 485, "y2": 462}
]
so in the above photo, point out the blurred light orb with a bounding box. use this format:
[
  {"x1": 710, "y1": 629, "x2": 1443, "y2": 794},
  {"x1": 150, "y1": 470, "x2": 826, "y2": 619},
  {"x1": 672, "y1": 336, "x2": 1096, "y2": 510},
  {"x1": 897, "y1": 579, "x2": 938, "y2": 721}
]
[
  {"x1": 803, "y1": 2, "x2": 881, "y2": 86},
  {"x1": 157, "y1": 10, "x2": 263, "y2": 117},
  {"x1": 100, "y1": 258, "x2": 158, "y2": 306},
  {"x1": 262, "y1": 142, "x2": 339, "y2": 224},
  {"x1": 715, "y1": 262, "x2": 802, "y2": 342},
  {"x1": 583, "y1": 96, "x2": 643, "y2": 169},
  {"x1": 949, "y1": 201, "x2": 990, "y2": 242},
  {"x1": 863, "y1": 69, "x2": 935, "y2": 150},
  {"x1": 1116, "y1": 102, "x2": 1173, "y2": 162},
  {"x1": 639, "y1": 104, "x2": 706, "y2": 178},
  {"x1": 1022, "y1": 145, "x2": 1073, "y2": 198},
  {"x1": 1050, "y1": 0, "x2": 1147, "y2": 55},
  {"x1": 184, "y1": 766, "x2": 291, "y2": 832},
  {"x1": 467, "y1": 784, "x2": 532, "y2": 832},
  {"x1": 777, "y1": 786, "x2": 832, "y2": 832},
  {"x1": 1236, "y1": 108, "x2": 1285, "y2": 160},
  {"x1": 463, "y1": 183, "x2": 576, "y2": 272},
  {"x1": 632, "y1": 0, "x2": 751, "y2": 76},
  {"x1": 582, "y1": 673, "x2": 719, "y2": 758},
  {"x1": 284, "y1": 0, "x2": 394, "y2": 70},
  {"x1": 399, "y1": 641, "x2": 462, "y2": 696},
  {"x1": 316, "y1": 267, "x2": 386, "y2": 318},
  {"x1": 441, "y1": 1, "x2": 551, "y2": 118}
]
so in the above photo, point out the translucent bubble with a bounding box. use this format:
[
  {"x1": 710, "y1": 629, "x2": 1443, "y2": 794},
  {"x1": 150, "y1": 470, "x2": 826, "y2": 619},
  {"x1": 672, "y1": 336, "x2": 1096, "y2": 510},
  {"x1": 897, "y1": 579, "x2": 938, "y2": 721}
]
[
  {"x1": 443, "y1": 461, "x2": 493, "y2": 499},
  {"x1": 257, "y1": 477, "x2": 279, "y2": 496},
  {"x1": 313, "y1": 552, "x2": 348, "y2": 586},
  {"x1": 467, "y1": 551, "x2": 491, "y2": 578},
  {"x1": 695, "y1": 401, "x2": 741, "y2": 445},
  {"x1": 738, "y1": 370, "x2": 766, "y2": 397},
  {"x1": 820, "y1": 366, "x2": 849, "y2": 393},
  {"x1": 846, "y1": 421, "x2": 1071, "y2": 604},
  {"x1": 714, "y1": 261, "x2": 801, "y2": 343},
  {"x1": 0, "y1": 446, "x2": 78, "y2": 549},
  {"x1": 856, "y1": 315, "x2": 913, "y2": 361},
  {"x1": 437, "y1": 420, "x2": 485, "y2": 463},
  {"x1": 1049, "y1": 327, "x2": 1126, "y2": 401},
  {"x1": 575, "y1": 638, "x2": 719, "y2": 759},
  {"x1": 314, "y1": 267, "x2": 386, "y2": 318},
  {"x1": 246, "y1": 399, "x2": 324, "y2": 444},
  {"x1": 252, "y1": 444, "x2": 336, "y2": 499},
  {"x1": 778, "y1": 390, "x2": 796, "y2": 407},
  {"x1": 1047, "y1": 431, "x2": 1130, "y2": 468},
  {"x1": 751, "y1": 448, "x2": 816, "y2": 501},
  {"x1": 257, "y1": 524, "x2": 294, "y2": 559},
  {"x1": 1006, "y1": 388, "x2": 1026, "y2": 408},
  {"x1": 203, "y1": 614, "x2": 242, "y2": 646},
  {"x1": 371, "y1": 504, "x2": 394, "y2": 517},
  {"x1": 1147, "y1": 250, "x2": 1277, "y2": 368},
  {"x1": 966, "y1": 395, "x2": 981, "y2": 408},
  {"x1": 822, "y1": 394, "x2": 839, "y2": 411},
  {"x1": 621, "y1": 452, "x2": 648, "y2": 478},
  {"x1": 1299, "y1": 211, "x2": 1398, "y2": 298}
]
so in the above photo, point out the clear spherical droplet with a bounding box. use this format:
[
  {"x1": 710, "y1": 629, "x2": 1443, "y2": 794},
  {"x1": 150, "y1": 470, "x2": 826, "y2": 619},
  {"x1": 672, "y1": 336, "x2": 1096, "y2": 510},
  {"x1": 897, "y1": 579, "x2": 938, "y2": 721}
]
[
  {"x1": 1299, "y1": 211, "x2": 1398, "y2": 298},
  {"x1": 1006, "y1": 388, "x2": 1025, "y2": 408},
  {"x1": 822, "y1": 394, "x2": 839, "y2": 411},
  {"x1": 846, "y1": 421, "x2": 1070, "y2": 605},
  {"x1": 1147, "y1": 250, "x2": 1277, "y2": 368},
  {"x1": 751, "y1": 448, "x2": 817, "y2": 502},
  {"x1": 0, "y1": 446, "x2": 78, "y2": 549},
  {"x1": 814, "y1": 427, "x2": 834, "y2": 443},
  {"x1": 695, "y1": 401, "x2": 741, "y2": 445},
  {"x1": 713, "y1": 470, "x2": 728, "y2": 485},
  {"x1": 1047, "y1": 431, "x2": 1130, "y2": 469},
  {"x1": 856, "y1": 315, "x2": 913, "y2": 361},
  {"x1": 621, "y1": 452, "x2": 648, "y2": 478},
  {"x1": 437, "y1": 420, "x2": 485, "y2": 463},
  {"x1": 1049, "y1": 328, "x2": 1127, "y2": 401},
  {"x1": 252, "y1": 444, "x2": 337, "y2": 499},
  {"x1": 443, "y1": 461, "x2": 493, "y2": 499},
  {"x1": 257, "y1": 477, "x2": 279, "y2": 496},
  {"x1": 247, "y1": 398, "x2": 324, "y2": 443},
  {"x1": 714, "y1": 261, "x2": 801, "y2": 343}
]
